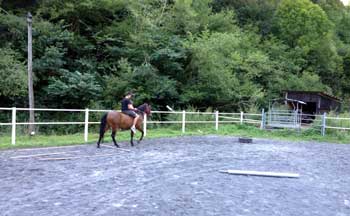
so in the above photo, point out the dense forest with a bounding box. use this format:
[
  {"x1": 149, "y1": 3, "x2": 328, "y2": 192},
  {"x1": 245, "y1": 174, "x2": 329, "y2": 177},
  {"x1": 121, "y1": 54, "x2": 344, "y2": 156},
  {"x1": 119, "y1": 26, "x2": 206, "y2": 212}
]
[{"x1": 1, "y1": 0, "x2": 350, "y2": 112}]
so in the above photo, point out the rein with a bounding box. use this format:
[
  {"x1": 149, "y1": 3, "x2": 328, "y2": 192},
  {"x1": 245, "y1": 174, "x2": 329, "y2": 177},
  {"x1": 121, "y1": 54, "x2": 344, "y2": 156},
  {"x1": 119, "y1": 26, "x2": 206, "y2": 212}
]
[
  {"x1": 136, "y1": 104, "x2": 148, "y2": 115},
  {"x1": 136, "y1": 109, "x2": 144, "y2": 115}
]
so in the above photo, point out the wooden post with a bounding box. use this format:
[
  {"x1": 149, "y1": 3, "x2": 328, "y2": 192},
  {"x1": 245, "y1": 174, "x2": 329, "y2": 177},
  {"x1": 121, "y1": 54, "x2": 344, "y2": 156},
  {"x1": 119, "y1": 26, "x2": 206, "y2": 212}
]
[
  {"x1": 219, "y1": 170, "x2": 300, "y2": 178},
  {"x1": 84, "y1": 108, "x2": 89, "y2": 142},
  {"x1": 321, "y1": 112, "x2": 327, "y2": 136},
  {"x1": 215, "y1": 110, "x2": 219, "y2": 131},
  {"x1": 143, "y1": 113, "x2": 147, "y2": 137},
  {"x1": 240, "y1": 111, "x2": 244, "y2": 124},
  {"x1": 294, "y1": 110, "x2": 297, "y2": 128},
  {"x1": 260, "y1": 109, "x2": 265, "y2": 129},
  {"x1": 11, "y1": 107, "x2": 16, "y2": 145},
  {"x1": 27, "y1": 12, "x2": 35, "y2": 134},
  {"x1": 182, "y1": 110, "x2": 186, "y2": 133}
]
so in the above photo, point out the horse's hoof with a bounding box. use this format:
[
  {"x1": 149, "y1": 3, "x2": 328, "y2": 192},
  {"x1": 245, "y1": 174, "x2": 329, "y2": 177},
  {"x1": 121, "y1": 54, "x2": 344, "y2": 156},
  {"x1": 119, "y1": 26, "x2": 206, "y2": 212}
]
[{"x1": 97, "y1": 145, "x2": 100, "y2": 148}]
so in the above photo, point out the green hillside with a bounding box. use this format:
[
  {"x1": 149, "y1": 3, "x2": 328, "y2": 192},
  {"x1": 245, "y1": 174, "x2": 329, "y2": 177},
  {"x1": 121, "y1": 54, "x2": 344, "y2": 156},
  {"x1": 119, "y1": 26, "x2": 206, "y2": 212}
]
[{"x1": 1, "y1": 0, "x2": 349, "y2": 111}]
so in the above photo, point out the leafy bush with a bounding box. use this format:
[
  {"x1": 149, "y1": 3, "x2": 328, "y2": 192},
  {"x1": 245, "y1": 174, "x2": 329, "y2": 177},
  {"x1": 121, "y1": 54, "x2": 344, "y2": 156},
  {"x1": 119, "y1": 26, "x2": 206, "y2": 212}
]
[{"x1": 0, "y1": 48, "x2": 27, "y2": 97}]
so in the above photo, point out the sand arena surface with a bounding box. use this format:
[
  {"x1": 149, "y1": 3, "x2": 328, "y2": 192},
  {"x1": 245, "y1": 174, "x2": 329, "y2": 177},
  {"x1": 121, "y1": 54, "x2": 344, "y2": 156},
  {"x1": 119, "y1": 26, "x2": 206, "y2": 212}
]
[{"x1": 1, "y1": 135, "x2": 349, "y2": 216}]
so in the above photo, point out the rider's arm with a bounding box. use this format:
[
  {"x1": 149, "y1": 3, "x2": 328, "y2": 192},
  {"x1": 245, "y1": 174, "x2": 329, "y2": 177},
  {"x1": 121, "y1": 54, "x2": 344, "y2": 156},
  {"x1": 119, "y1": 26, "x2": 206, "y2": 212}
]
[{"x1": 128, "y1": 104, "x2": 137, "y2": 111}]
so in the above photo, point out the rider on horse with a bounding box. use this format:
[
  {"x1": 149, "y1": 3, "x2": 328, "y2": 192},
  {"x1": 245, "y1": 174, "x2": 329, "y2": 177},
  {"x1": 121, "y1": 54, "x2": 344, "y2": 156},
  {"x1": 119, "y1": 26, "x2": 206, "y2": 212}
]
[{"x1": 121, "y1": 92, "x2": 139, "y2": 133}]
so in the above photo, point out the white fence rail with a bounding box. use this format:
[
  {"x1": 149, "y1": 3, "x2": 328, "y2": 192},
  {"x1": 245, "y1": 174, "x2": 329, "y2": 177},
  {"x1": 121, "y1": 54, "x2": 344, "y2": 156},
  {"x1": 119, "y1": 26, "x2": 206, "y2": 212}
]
[
  {"x1": 1, "y1": 107, "x2": 349, "y2": 145},
  {"x1": 0, "y1": 107, "x2": 264, "y2": 145}
]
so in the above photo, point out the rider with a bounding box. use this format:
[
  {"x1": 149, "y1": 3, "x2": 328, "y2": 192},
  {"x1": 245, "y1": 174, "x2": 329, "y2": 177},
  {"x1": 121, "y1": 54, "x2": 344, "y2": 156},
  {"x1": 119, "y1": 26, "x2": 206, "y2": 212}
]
[{"x1": 121, "y1": 92, "x2": 139, "y2": 133}]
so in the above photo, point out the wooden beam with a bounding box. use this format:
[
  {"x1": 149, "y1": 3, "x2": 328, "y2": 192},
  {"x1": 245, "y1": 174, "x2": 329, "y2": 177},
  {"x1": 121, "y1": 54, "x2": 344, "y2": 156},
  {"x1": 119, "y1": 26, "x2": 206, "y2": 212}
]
[
  {"x1": 37, "y1": 153, "x2": 117, "y2": 161},
  {"x1": 16, "y1": 145, "x2": 80, "y2": 151},
  {"x1": 219, "y1": 169, "x2": 300, "y2": 178},
  {"x1": 100, "y1": 144, "x2": 115, "y2": 149},
  {"x1": 10, "y1": 151, "x2": 80, "y2": 159},
  {"x1": 101, "y1": 144, "x2": 131, "y2": 152},
  {"x1": 37, "y1": 157, "x2": 71, "y2": 161}
]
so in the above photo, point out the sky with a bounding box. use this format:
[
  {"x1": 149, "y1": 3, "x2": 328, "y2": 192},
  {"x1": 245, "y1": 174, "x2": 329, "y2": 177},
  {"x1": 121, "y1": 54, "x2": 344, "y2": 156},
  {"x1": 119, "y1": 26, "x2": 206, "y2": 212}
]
[{"x1": 341, "y1": 0, "x2": 349, "y2": 6}]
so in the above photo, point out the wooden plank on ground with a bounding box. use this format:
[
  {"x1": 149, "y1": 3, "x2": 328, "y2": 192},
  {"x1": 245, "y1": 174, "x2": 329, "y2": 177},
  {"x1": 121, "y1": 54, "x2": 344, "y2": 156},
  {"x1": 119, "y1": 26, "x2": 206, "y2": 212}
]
[
  {"x1": 16, "y1": 145, "x2": 80, "y2": 151},
  {"x1": 37, "y1": 157, "x2": 72, "y2": 161},
  {"x1": 101, "y1": 144, "x2": 116, "y2": 149},
  {"x1": 37, "y1": 153, "x2": 117, "y2": 161},
  {"x1": 219, "y1": 169, "x2": 300, "y2": 178},
  {"x1": 10, "y1": 151, "x2": 80, "y2": 159},
  {"x1": 101, "y1": 144, "x2": 132, "y2": 152}
]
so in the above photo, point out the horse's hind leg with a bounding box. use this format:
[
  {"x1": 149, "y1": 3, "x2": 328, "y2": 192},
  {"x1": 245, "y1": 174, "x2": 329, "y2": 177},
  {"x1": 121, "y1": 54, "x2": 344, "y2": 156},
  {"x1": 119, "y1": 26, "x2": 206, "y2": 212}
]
[
  {"x1": 97, "y1": 135, "x2": 103, "y2": 148},
  {"x1": 111, "y1": 129, "x2": 120, "y2": 148},
  {"x1": 97, "y1": 126, "x2": 109, "y2": 148},
  {"x1": 97, "y1": 136, "x2": 102, "y2": 148},
  {"x1": 130, "y1": 130, "x2": 134, "y2": 147}
]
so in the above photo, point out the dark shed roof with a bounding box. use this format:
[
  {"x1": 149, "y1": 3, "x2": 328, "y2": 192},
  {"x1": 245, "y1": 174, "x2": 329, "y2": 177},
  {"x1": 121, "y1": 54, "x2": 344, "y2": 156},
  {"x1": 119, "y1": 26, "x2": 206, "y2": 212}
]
[{"x1": 284, "y1": 91, "x2": 341, "y2": 102}]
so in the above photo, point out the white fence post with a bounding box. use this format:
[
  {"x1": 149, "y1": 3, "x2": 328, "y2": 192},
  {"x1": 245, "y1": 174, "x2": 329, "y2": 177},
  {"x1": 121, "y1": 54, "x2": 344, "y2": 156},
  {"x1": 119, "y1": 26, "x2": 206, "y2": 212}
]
[
  {"x1": 182, "y1": 110, "x2": 186, "y2": 133},
  {"x1": 215, "y1": 110, "x2": 219, "y2": 131},
  {"x1": 143, "y1": 113, "x2": 147, "y2": 137},
  {"x1": 260, "y1": 109, "x2": 265, "y2": 129},
  {"x1": 321, "y1": 112, "x2": 327, "y2": 136},
  {"x1": 84, "y1": 108, "x2": 89, "y2": 142},
  {"x1": 240, "y1": 111, "x2": 244, "y2": 124},
  {"x1": 11, "y1": 107, "x2": 16, "y2": 145}
]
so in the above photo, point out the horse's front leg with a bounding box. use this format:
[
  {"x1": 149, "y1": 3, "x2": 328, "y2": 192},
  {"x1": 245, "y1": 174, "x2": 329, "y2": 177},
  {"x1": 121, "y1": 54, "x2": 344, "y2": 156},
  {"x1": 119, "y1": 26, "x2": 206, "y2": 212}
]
[
  {"x1": 111, "y1": 130, "x2": 120, "y2": 148},
  {"x1": 138, "y1": 129, "x2": 144, "y2": 144}
]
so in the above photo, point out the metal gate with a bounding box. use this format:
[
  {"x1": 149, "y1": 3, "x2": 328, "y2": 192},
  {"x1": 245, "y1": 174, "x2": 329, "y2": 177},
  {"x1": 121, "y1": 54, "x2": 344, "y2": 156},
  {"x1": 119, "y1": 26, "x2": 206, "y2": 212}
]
[{"x1": 266, "y1": 109, "x2": 301, "y2": 129}]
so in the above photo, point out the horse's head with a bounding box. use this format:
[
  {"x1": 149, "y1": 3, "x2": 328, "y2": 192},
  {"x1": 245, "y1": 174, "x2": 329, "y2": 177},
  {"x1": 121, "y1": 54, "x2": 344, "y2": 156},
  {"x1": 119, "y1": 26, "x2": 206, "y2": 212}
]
[{"x1": 137, "y1": 103, "x2": 152, "y2": 116}]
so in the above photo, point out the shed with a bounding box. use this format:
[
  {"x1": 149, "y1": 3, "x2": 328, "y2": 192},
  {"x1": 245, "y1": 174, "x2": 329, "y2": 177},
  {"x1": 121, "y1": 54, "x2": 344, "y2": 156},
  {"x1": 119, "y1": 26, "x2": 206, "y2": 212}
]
[{"x1": 284, "y1": 91, "x2": 341, "y2": 114}]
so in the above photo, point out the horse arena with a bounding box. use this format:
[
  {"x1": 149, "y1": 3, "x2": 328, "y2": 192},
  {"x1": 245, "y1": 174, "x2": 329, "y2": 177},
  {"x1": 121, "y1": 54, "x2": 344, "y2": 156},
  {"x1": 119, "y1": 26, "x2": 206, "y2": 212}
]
[{"x1": 1, "y1": 135, "x2": 349, "y2": 216}]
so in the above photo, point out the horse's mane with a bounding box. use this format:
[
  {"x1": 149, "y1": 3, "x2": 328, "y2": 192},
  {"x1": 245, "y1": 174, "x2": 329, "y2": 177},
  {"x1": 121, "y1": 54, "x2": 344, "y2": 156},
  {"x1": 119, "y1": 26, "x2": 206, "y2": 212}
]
[{"x1": 137, "y1": 103, "x2": 148, "y2": 113}]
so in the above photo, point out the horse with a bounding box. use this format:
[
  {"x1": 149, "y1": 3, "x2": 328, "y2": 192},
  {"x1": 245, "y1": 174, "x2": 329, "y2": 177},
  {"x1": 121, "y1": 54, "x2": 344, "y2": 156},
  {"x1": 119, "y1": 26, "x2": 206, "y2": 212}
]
[{"x1": 96, "y1": 103, "x2": 151, "y2": 148}]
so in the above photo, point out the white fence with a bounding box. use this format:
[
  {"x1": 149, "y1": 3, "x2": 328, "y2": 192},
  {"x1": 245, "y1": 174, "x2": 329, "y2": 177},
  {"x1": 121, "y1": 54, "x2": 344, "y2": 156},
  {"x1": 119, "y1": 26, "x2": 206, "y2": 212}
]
[
  {"x1": 0, "y1": 107, "x2": 265, "y2": 145},
  {"x1": 1, "y1": 107, "x2": 349, "y2": 145}
]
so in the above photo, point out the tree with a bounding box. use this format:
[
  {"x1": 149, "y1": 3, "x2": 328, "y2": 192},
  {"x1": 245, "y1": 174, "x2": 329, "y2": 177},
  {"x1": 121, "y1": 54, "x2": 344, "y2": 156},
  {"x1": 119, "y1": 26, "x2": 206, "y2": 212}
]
[
  {"x1": 212, "y1": 0, "x2": 279, "y2": 35},
  {"x1": 1, "y1": 0, "x2": 349, "y2": 111},
  {"x1": 103, "y1": 59, "x2": 179, "y2": 110},
  {"x1": 45, "y1": 70, "x2": 102, "y2": 108},
  {"x1": 274, "y1": 0, "x2": 333, "y2": 51},
  {"x1": 0, "y1": 48, "x2": 27, "y2": 97},
  {"x1": 337, "y1": 9, "x2": 350, "y2": 43},
  {"x1": 183, "y1": 30, "x2": 270, "y2": 110}
]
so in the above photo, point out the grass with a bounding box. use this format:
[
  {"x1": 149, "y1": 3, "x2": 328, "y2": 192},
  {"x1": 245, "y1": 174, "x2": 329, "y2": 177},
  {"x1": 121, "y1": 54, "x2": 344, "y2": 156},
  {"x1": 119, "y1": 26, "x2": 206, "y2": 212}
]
[
  {"x1": 0, "y1": 124, "x2": 349, "y2": 150},
  {"x1": 0, "y1": 127, "x2": 205, "y2": 149}
]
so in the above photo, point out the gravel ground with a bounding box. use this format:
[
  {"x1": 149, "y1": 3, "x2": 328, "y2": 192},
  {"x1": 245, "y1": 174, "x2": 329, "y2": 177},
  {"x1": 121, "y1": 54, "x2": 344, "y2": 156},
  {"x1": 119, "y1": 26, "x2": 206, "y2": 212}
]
[{"x1": 0, "y1": 135, "x2": 349, "y2": 216}]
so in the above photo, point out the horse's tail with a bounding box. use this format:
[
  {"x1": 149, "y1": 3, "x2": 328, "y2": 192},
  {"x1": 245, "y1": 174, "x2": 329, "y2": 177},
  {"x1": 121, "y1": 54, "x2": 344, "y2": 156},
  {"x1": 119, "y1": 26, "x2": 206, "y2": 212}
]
[{"x1": 97, "y1": 113, "x2": 108, "y2": 148}]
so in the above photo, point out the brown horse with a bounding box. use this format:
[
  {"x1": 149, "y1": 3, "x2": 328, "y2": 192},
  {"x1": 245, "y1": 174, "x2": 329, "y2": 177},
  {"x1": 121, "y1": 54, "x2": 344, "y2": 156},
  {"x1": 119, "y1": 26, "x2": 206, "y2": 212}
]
[{"x1": 97, "y1": 103, "x2": 151, "y2": 148}]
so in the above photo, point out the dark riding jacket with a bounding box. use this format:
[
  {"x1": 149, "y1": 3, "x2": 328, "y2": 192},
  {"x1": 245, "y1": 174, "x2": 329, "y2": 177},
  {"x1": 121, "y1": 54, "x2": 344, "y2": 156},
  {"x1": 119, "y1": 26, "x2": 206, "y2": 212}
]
[{"x1": 121, "y1": 98, "x2": 137, "y2": 118}]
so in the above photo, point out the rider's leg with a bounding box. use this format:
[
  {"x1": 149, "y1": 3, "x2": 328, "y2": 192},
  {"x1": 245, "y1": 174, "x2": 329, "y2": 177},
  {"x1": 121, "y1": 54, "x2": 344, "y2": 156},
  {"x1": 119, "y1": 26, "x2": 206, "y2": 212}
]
[
  {"x1": 132, "y1": 114, "x2": 140, "y2": 128},
  {"x1": 131, "y1": 114, "x2": 139, "y2": 133}
]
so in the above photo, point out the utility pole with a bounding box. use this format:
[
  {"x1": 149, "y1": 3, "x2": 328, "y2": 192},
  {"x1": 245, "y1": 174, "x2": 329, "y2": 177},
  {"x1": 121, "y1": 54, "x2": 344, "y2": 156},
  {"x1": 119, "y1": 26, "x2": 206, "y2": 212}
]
[{"x1": 27, "y1": 12, "x2": 35, "y2": 135}]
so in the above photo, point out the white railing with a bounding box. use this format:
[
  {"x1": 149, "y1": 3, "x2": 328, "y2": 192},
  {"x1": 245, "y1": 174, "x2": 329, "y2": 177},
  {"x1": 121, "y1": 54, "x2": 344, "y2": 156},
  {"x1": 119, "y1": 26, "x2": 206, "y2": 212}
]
[
  {"x1": 0, "y1": 107, "x2": 265, "y2": 145},
  {"x1": 2, "y1": 107, "x2": 348, "y2": 145},
  {"x1": 323, "y1": 114, "x2": 350, "y2": 132}
]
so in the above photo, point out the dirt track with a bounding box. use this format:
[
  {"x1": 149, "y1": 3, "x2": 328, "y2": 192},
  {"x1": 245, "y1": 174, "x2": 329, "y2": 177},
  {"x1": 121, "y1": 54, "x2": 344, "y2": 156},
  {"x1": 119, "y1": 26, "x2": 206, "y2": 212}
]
[{"x1": 0, "y1": 135, "x2": 350, "y2": 216}]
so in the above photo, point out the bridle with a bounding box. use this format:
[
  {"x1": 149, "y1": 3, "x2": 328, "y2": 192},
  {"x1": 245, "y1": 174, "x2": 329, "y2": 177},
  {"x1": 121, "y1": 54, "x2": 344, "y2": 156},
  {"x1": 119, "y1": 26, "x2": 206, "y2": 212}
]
[{"x1": 136, "y1": 103, "x2": 151, "y2": 116}]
